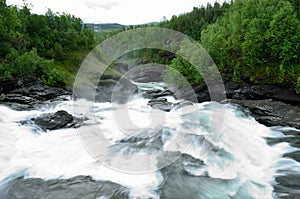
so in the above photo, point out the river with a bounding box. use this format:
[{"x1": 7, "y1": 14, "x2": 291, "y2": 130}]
[{"x1": 0, "y1": 82, "x2": 299, "y2": 199}]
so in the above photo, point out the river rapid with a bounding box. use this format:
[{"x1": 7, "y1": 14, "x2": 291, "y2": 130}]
[{"x1": 0, "y1": 82, "x2": 299, "y2": 199}]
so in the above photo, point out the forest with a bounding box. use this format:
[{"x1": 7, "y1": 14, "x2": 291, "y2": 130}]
[
  {"x1": 0, "y1": 0, "x2": 95, "y2": 87},
  {"x1": 1, "y1": 0, "x2": 300, "y2": 93},
  {"x1": 160, "y1": 0, "x2": 300, "y2": 93}
]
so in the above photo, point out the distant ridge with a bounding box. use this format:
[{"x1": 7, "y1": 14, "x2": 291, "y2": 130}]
[
  {"x1": 83, "y1": 23, "x2": 125, "y2": 32},
  {"x1": 83, "y1": 22, "x2": 159, "y2": 32}
]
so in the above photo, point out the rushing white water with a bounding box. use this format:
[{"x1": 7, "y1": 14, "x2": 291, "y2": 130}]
[{"x1": 0, "y1": 83, "x2": 299, "y2": 198}]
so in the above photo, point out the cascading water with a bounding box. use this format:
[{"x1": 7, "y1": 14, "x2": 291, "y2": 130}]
[{"x1": 0, "y1": 82, "x2": 299, "y2": 199}]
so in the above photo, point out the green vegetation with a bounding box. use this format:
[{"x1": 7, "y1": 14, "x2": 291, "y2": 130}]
[
  {"x1": 0, "y1": 0, "x2": 95, "y2": 87},
  {"x1": 201, "y1": 0, "x2": 300, "y2": 88},
  {"x1": 159, "y1": 0, "x2": 300, "y2": 92},
  {"x1": 159, "y1": 2, "x2": 230, "y2": 40},
  {"x1": 1, "y1": 0, "x2": 300, "y2": 93}
]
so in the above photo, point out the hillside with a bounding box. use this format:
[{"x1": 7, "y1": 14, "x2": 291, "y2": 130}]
[{"x1": 84, "y1": 23, "x2": 126, "y2": 32}]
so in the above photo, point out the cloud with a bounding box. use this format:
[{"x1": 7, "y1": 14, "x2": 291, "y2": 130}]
[{"x1": 83, "y1": 0, "x2": 119, "y2": 10}]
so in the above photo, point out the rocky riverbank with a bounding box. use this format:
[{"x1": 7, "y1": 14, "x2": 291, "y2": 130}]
[
  {"x1": 222, "y1": 82, "x2": 300, "y2": 129},
  {"x1": 1, "y1": 71, "x2": 300, "y2": 130},
  {"x1": 0, "y1": 77, "x2": 70, "y2": 111},
  {"x1": 0, "y1": 73, "x2": 300, "y2": 199}
]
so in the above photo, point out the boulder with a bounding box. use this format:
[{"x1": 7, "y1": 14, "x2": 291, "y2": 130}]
[{"x1": 33, "y1": 110, "x2": 74, "y2": 131}]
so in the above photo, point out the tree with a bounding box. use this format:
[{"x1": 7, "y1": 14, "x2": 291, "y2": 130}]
[{"x1": 201, "y1": 0, "x2": 300, "y2": 87}]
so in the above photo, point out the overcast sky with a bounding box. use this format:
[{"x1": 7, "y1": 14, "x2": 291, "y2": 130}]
[{"x1": 7, "y1": 0, "x2": 223, "y2": 25}]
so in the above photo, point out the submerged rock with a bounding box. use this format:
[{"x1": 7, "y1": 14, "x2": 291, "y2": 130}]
[
  {"x1": 0, "y1": 176, "x2": 129, "y2": 199},
  {"x1": 147, "y1": 98, "x2": 174, "y2": 112},
  {"x1": 33, "y1": 110, "x2": 74, "y2": 131},
  {"x1": 157, "y1": 152, "x2": 209, "y2": 199},
  {"x1": 147, "y1": 98, "x2": 194, "y2": 112},
  {"x1": 142, "y1": 89, "x2": 174, "y2": 99}
]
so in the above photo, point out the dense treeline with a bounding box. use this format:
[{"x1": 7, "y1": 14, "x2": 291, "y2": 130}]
[
  {"x1": 0, "y1": 0, "x2": 95, "y2": 87},
  {"x1": 159, "y1": 0, "x2": 300, "y2": 92},
  {"x1": 201, "y1": 0, "x2": 300, "y2": 88},
  {"x1": 1, "y1": 0, "x2": 300, "y2": 93},
  {"x1": 158, "y1": 2, "x2": 231, "y2": 87},
  {"x1": 160, "y1": 2, "x2": 230, "y2": 40}
]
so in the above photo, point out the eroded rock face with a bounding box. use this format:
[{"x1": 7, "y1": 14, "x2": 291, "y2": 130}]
[
  {"x1": 0, "y1": 176, "x2": 129, "y2": 199},
  {"x1": 193, "y1": 81, "x2": 300, "y2": 105},
  {"x1": 228, "y1": 99, "x2": 300, "y2": 129},
  {"x1": 33, "y1": 110, "x2": 74, "y2": 131},
  {"x1": 74, "y1": 75, "x2": 138, "y2": 104},
  {"x1": 128, "y1": 65, "x2": 166, "y2": 83},
  {"x1": 0, "y1": 77, "x2": 70, "y2": 110},
  {"x1": 224, "y1": 83, "x2": 300, "y2": 105}
]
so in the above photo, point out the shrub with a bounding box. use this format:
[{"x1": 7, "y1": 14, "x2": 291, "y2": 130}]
[
  {"x1": 296, "y1": 76, "x2": 300, "y2": 94},
  {"x1": 42, "y1": 68, "x2": 65, "y2": 87}
]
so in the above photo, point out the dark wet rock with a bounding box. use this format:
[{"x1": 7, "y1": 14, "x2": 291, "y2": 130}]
[
  {"x1": 0, "y1": 176, "x2": 129, "y2": 199},
  {"x1": 283, "y1": 151, "x2": 300, "y2": 163},
  {"x1": 224, "y1": 82, "x2": 248, "y2": 100},
  {"x1": 128, "y1": 64, "x2": 166, "y2": 83},
  {"x1": 176, "y1": 80, "x2": 300, "y2": 105},
  {"x1": 173, "y1": 101, "x2": 193, "y2": 110},
  {"x1": 267, "y1": 128, "x2": 300, "y2": 158},
  {"x1": 33, "y1": 110, "x2": 74, "y2": 131},
  {"x1": 147, "y1": 98, "x2": 194, "y2": 112},
  {"x1": 0, "y1": 77, "x2": 41, "y2": 94},
  {"x1": 157, "y1": 152, "x2": 205, "y2": 175},
  {"x1": 143, "y1": 89, "x2": 174, "y2": 99},
  {"x1": 0, "y1": 93, "x2": 37, "y2": 104},
  {"x1": 224, "y1": 82, "x2": 300, "y2": 105},
  {"x1": 74, "y1": 77, "x2": 138, "y2": 104},
  {"x1": 266, "y1": 136, "x2": 300, "y2": 148},
  {"x1": 274, "y1": 173, "x2": 300, "y2": 199},
  {"x1": 11, "y1": 84, "x2": 69, "y2": 101},
  {"x1": 196, "y1": 90, "x2": 211, "y2": 103},
  {"x1": 95, "y1": 82, "x2": 116, "y2": 103},
  {"x1": 147, "y1": 98, "x2": 174, "y2": 112},
  {"x1": 228, "y1": 99, "x2": 300, "y2": 129},
  {"x1": 148, "y1": 98, "x2": 168, "y2": 105},
  {"x1": 193, "y1": 81, "x2": 300, "y2": 105},
  {"x1": 151, "y1": 103, "x2": 174, "y2": 112},
  {"x1": 76, "y1": 77, "x2": 138, "y2": 104},
  {"x1": 92, "y1": 64, "x2": 137, "y2": 103},
  {"x1": 248, "y1": 85, "x2": 300, "y2": 105},
  {"x1": 0, "y1": 77, "x2": 70, "y2": 110}
]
